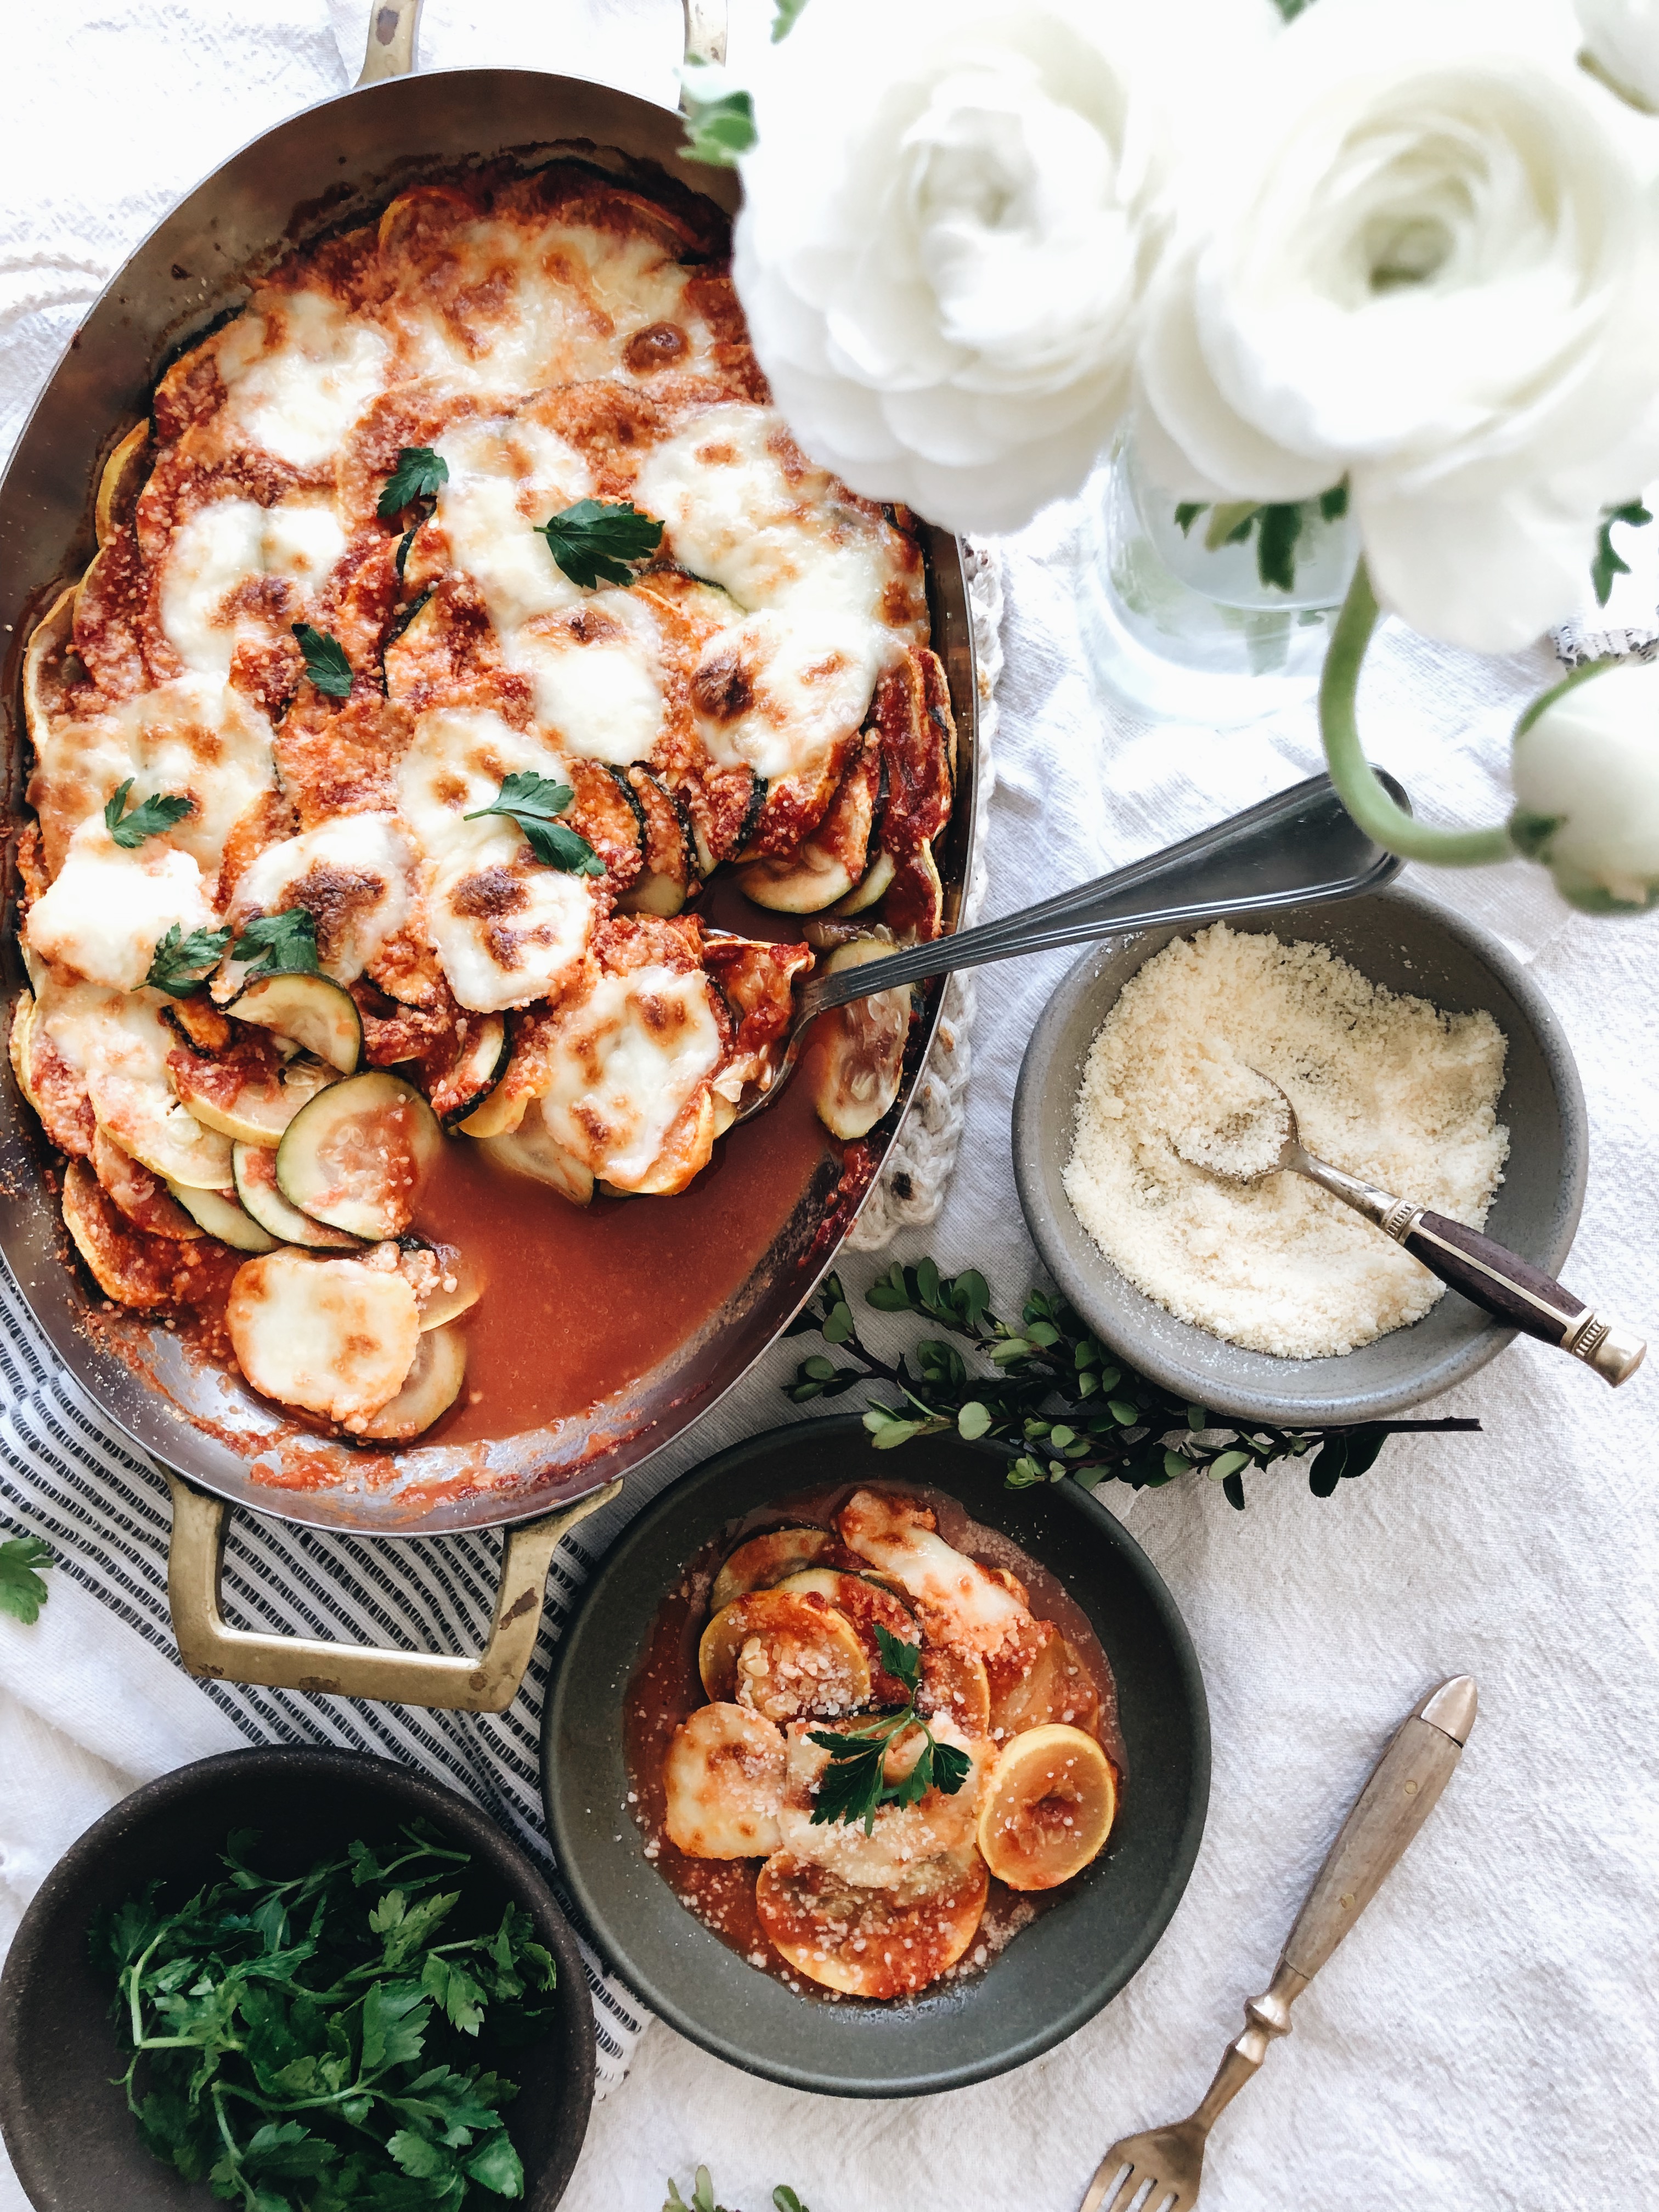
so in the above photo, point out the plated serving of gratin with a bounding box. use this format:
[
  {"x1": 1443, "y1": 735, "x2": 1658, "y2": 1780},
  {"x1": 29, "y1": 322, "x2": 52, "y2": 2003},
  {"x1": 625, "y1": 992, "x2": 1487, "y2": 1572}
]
[{"x1": 8, "y1": 157, "x2": 956, "y2": 1447}]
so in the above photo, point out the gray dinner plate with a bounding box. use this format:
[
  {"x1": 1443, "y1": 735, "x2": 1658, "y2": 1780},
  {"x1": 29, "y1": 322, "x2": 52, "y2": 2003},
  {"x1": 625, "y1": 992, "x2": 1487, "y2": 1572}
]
[{"x1": 542, "y1": 1416, "x2": 1209, "y2": 2097}]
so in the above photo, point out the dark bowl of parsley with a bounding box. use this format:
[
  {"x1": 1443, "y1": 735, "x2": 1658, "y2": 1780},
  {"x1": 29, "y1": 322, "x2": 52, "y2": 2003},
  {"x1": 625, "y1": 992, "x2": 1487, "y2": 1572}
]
[{"x1": 0, "y1": 1749, "x2": 595, "y2": 2212}]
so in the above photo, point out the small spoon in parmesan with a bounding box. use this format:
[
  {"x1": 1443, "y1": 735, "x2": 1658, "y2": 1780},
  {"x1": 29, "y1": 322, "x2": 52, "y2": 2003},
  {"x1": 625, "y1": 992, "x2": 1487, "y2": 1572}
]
[{"x1": 1172, "y1": 1067, "x2": 1645, "y2": 1384}]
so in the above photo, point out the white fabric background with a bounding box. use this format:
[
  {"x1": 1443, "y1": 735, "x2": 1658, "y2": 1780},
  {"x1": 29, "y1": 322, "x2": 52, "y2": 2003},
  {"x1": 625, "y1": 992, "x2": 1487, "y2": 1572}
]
[{"x1": 3, "y1": 5, "x2": 1658, "y2": 2210}]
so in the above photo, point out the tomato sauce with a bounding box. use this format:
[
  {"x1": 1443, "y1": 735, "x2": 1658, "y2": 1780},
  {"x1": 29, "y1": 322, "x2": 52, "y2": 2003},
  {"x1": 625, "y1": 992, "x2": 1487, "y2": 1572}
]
[
  {"x1": 623, "y1": 1479, "x2": 1125, "y2": 2002},
  {"x1": 410, "y1": 1070, "x2": 840, "y2": 1450}
]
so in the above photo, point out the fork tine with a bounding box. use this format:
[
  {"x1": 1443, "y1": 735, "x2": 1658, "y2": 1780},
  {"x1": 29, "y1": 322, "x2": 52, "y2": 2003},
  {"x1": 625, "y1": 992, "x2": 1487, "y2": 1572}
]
[{"x1": 1104, "y1": 2166, "x2": 1154, "y2": 2212}]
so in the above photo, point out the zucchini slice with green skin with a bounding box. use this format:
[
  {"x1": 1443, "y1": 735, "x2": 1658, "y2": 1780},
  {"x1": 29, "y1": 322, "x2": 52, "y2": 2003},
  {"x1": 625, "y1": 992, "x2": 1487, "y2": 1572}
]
[
  {"x1": 165, "y1": 1181, "x2": 280, "y2": 1254},
  {"x1": 232, "y1": 1141, "x2": 363, "y2": 1250},
  {"x1": 832, "y1": 847, "x2": 897, "y2": 917},
  {"x1": 804, "y1": 936, "x2": 912, "y2": 1141},
  {"x1": 227, "y1": 1249, "x2": 421, "y2": 1424},
  {"x1": 396, "y1": 1236, "x2": 485, "y2": 1329},
  {"x1": 428, "y1": 1011, "x2": 509, "y2": 1129},
  {"x1": 171, "y1": 1051, "x2": 337, "y2": 1147},
  {"x1": 275, "y1": 1071, "x2": 442, "y2": 1240},
  {"x1": 230, "y1": 972, "x2": 363, "y2": 1075},
  {"x1": 730, "y1": 769, "x2": 770, "y2": 861},
  {"x1": 349, "y1": 1322, "x2": 467, "y2": 1441},
  {"x1": 617, "y1": 768, "x2": 699, "y2": 917},
  {"x1": 478, "y1": 1117, "x2": 595, "y2": 1207}
]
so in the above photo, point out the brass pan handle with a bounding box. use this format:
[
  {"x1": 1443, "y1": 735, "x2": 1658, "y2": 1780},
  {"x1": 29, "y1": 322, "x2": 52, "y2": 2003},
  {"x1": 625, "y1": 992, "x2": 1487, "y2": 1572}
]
[
  {"x1": 166, "y1": 1472, "x2": 620, "y2": 1712},
  {"x1": 356, "y1": 0, "x2": 729, "y2": 84},
  {"x1": 358, "y1": 0, "x2": 422, "y2": 84}
]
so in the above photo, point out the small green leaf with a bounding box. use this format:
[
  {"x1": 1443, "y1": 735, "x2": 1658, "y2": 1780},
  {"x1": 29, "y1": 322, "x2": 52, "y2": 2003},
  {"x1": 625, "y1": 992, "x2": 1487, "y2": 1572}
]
[
  {"x1": 1592, "y1": 499, "x2": 1652, "y2": 607},
  {"x1": 145, "y1": 922, "x2": 232, "y2": 997},
  {"x1": 822, "y1": 1300, "x2": 853, "y2": 1345},
  {"x1": 232, "y1": 907, "x2": 319, "y2": 980},
  {"x1": 869, "y1": 1418, "x2": 923, "y2": 1450},
  {"x1": 104, "y1": 780, "x2": 193, "y2": 849},
  {"x1": 1207, "y1": 1448, "x2": 1251, "y2": 1482},
  {"x1": 773, "y1": 2190, "x2": 809, "y2": 2212},
  {"x1": 1175, "y1": 501, "x2": 1207, "y2": 535},
  {"x1": 1162, "y1": 1448, "x2": 1190, "y2": 1480},
  {"x1": 957, "y1": 1401, "x2": 991, "y2": 1441},
  {"x1": 1187, "y1": 1405, "x2": 1208, "y2": 1431},
  {"x1": 680, "y1": 75, "x2": 758, "y2": 167},
  {"x1": 1205, "y1": 500, "x2": 1260, "y2": 551},
  {"x1": 1318, "y1": 482, "x2": 1349, "y2": 522},
  {"x1": 465, "y1": 772, "x2": 604, "y2": 878},
  {"x1": 291, "y1": 622, "x2": 353, "y2": 698},
  {"x1": 1108, "y1": 1399, "x2": 1139, "y2": 1426},
  {"x1": 537, "y1": 498, "x2": 664, "y2": 589},
  {"x1": 464, "y1": 2130, "x2": 526, "y2": 2196},
  {"x1": 1255, "y1": 503, "x2": 1303, "y2": 594},
  {"x1": 0, "y1": 1533, "x2": 52, "y2": 1624},
  {"x1": 377, "y1": 445, "x2": 449, "y2": 521}
]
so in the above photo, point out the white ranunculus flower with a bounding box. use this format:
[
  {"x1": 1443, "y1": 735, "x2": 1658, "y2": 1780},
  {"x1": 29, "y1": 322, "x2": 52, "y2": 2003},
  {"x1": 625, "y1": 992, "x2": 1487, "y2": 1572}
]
[
  {"x1": 732, "y1": 0, "x2": 1222, "y2": 534},
  {"x1": 1511, "y1": 659, "x2": 1659, "y2": 909},
  {"x1": 1136, "y1": 0, "x2": 1659, "y2": 652},
  {"x1": 1577, "y1": 0, "x2": 1659, "y2": 110}
]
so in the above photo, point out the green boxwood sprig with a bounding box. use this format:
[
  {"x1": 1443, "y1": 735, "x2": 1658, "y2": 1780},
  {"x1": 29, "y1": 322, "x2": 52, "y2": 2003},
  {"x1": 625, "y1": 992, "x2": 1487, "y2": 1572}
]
[{"x1": 783, "y1": 1261, "x2": 1480, "y2": 1510}]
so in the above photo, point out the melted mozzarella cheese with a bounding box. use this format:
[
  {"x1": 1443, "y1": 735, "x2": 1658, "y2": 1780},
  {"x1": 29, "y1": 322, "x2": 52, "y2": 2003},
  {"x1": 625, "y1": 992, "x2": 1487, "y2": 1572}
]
[
  {"x1": 25, "y1": 821, "x2": 213, "y2": 993},
  {"x1": 432, "y1": 416, "x2": 591, "y2": 636},
  {"x1": 216, "y1": 293, "x2": 390, "y2": 468},
  {"x1": 633, "y1": 404, "x2": 894, "y2": 624},
  {"x1": 536, "y1": 966, "x2": 722, "y2": 1188},
  {"x1": 29, "y1": 675, "x2": 276, "y2": 877},
  {"x1": 160, "y1": 497, "x2": 347, "y2": 675},
  {"x1": 693, "y1": 610, "x2": 885, "y2": 781},
  {"x1": 396, "y1": 709, "x2": 594, "y2": 1011},
  {"x1": 511, "y1": 592, "x2": 664, "y2": 763},
  {"x1": 36, "y1": 975, "x2": 230, "y2": 1188},
  {"x1": 837, "y1": 1490, "x2": 1031, "y2": 1658},
  {"x1": 776, "y1": 1717, "x2": 986, "y2": 1887},
  {"x1": 230, "y1": 814, "x2": 412, "y2": 984}
]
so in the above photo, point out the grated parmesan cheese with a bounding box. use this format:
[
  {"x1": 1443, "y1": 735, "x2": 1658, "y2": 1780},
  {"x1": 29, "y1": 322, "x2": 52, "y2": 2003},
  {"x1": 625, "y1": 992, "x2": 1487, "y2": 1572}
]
[{"x1": 1063, "y1": 924, "x2": 1510, "y2": 1359}]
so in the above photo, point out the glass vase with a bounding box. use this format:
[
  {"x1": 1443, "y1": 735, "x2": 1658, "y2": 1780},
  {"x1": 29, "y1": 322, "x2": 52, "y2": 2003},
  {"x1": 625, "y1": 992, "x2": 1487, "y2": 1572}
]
[{"x1": 1074, "y1": 432, "x2": 1359, "y2": 726}]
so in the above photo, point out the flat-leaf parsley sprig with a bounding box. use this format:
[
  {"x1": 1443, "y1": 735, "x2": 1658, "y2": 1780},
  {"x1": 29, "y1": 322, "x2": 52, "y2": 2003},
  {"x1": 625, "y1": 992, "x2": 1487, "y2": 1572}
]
[
  {"x1": 232, "y1": 906, "x2": 320, "y2": 979},
  {"x1": 782, "y1": 1262, "x2": 1480, "y2": 1510},
  {"x1": 807, "y1": 1624, "x2": 971, "y2": 1836},
  {"x1": 146, "y1": 922, "x2": 234, "y2": 997},
  {"x1": 291, "y1": 622, "x2": 355, "y2": 699},
  {"x1": 379, "y1": 445, "x2": 450, "y2": 522},
  {"x1": 94, "y1": 1820, "x2": 558, "y2": 2212},
  {"x1": 0, "y1": 1531, "x2": 52, "y2": 1624},
  {"x1": 104, "y1": 779, "x2": 194, "y2": 849},
  {"x1": 465, "y1": 771, "x2": 605, "y2": 878},
  {"x1": 664, "y1": 2165, "x2": 811, "y2": 2212},
  {"x1": 537, "y1": 499, "x2": 664, "y2": 589}
]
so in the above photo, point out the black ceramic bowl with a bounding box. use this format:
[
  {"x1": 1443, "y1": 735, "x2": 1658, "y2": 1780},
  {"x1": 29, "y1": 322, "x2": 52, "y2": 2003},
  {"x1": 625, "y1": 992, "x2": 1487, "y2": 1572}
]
[
  {"x1": 0, "y1": 1750, "x2": 595, "y2": 2212},
  {"x1": 543, "y1": 1416, "x2": 1210, "y2": 2097}
]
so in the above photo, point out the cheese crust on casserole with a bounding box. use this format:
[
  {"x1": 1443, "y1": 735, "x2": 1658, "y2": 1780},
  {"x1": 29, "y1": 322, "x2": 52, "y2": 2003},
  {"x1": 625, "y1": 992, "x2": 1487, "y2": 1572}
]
[{"x1": 15, "y1": 157, "x2": 957, "y2": 1322}]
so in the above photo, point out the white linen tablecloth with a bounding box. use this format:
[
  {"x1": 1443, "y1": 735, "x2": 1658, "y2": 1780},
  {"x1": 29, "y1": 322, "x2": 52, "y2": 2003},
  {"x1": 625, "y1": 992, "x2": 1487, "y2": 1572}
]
[{"x1": 3, "y1": 7, "x2": 1658, "y2": 2209}]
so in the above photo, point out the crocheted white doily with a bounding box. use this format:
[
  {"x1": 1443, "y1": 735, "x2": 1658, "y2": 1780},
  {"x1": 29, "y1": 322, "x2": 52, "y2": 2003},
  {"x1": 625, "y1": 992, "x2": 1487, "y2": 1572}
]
[{"x1": 848, "y1": 540, "x2": 1003, "y2": 1251}]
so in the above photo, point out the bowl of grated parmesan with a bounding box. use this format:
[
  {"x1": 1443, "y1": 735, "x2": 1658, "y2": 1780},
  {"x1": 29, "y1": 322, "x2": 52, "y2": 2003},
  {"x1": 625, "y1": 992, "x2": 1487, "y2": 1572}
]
[{"x1": 1013, "y1": 884, "x2": 1587, "y2": 1424}]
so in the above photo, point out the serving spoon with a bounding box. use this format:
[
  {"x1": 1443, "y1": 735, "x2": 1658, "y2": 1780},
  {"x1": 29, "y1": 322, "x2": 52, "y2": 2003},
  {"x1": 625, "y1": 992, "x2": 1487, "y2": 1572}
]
[
  {"x1": 729, "y1": 770, "x2": 1403, "y2": 1125},
  {"x1": 1172, "y1": 1066, "x2": 1645, "y2": 1386}
]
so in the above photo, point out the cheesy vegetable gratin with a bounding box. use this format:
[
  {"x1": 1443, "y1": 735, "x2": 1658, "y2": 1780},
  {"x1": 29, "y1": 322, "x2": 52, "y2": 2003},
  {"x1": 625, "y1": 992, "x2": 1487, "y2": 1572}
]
[
  {"x1": 631, "y1": 1489, "x2": 1120, "y2": 2002},
  {"x1": 8, "y1": 159, "x2": 956, "y2": 1441}
]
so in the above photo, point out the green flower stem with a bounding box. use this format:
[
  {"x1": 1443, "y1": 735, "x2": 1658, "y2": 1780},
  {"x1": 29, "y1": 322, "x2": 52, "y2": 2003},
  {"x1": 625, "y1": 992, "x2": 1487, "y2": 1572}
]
[{"x1": 1319, "y1": 560, "x2": 1515, "y2": 867}]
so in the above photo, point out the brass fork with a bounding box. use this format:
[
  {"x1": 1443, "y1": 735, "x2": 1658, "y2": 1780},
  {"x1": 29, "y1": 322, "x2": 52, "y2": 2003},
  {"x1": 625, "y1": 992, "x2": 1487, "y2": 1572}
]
[{"x1": 1081, "y1": 1676, "x2": 1478, "y2": 2212}]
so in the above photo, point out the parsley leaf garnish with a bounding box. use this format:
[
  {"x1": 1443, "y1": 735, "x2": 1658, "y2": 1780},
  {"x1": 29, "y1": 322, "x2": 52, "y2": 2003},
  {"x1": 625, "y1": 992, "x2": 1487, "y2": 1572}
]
[
  {"x1": 772, "y1": 0, "x2": 810, "y2": 37},
  {"x1": 145, "y1": 922, "x2": 233, "y2": 997},
  {"x1": 679, "y1": 66, "x2": 758, "y2": 167},
  {"x1": 537, "y1": 499, "x2": 664, "y2": 589},
  {"x1": 805, "y1": 1622, "x2": 969, "y2": 1836},
  {"x1": 232, "y1": 907, "x2": 320, "y2": 978},
  {"x1": 0, "y1": 1532, "x2": 52, "y2": 1625},
  {"x1": 103, "y1": 780, "x2": 193, "y2": 849},
  {"x1": 464, "y1": 770, "x2": 606, "y2": 878},
  {"x1": 1592, "y1": 499, "x2": 1653, "y2": 607},
  {"x1": 291, "y1": 621, "x2": 354, "y2": 697},
  {"x1": 377, "y1": 444, "x2": 450, "y2": 521},
  {"x1": 93, "y1": 1820, "x2": 553, "y2": 2211}
]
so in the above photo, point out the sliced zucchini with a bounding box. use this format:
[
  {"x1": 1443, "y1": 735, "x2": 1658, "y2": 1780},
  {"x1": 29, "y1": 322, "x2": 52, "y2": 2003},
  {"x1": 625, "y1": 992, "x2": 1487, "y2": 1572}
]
[
  {"x1": 806, "y1": 935, "x2": 911, "y2": 1141},
  {"x1": 730, "y1": 769, "x2": 770, "y2": 861},
  {"x1": 92, "y1": 1125, "x2": 201, "y2": 1241},
  {"x1": 427, "y1": 1011, "x2": 509, "y2": 1128},
  {"x1": 165, "y1": 1180, "x2": 280, "y2": 1254},
  {"x1": 8, "y1": 992, "x2": 39, "y2": 1114},
  {"x1": 232, "y1": 1141, "x2": 363, "y2": 1250},
  {"x1": 566, "y1": 759, "x2": 648, "y2": 878},
  {"x1": 833, "y1": 847, "x2": 896, "y2": 918},
  {"x1": 886, "y1": 839, "x2": 945, "y2": 943},
  {"x1": 396, "y1": 1237, "x2": 485, "y2": 1329},
  {"x1": 170, "y1": 1051, "x2": 338, "y2": 1146},
  {"x1": 120, "y1": 1098, "x2": 236, "y2": 1193},
  {"x1": 737, "y1": 843, "x2": 858, "y2": 915},
  {"x1": 617, "y1": 769, "x2": 699, "y2": 917},
  {"x1": 274, "y1": 1070, "x2": 443, "y2": 1239},
  {"x1": 95, "y1": 422, "x2": 151, "y2": 548},
  {"x1": 478, "y1": 1115, "x2": 595, "y2": 1206},
  {"x1": 457, "y1": 1079, "x2": 529, "y2": 1140},
  {"x1": 349, "y1": 1323, "x2": 467, "y2": 1441},
  {"x1": 230, "y1": 972, "x2": 363, "y2": 1075},
  {"x1": 226, "y1": 1249, "x2": 421, "y2": 1424}
]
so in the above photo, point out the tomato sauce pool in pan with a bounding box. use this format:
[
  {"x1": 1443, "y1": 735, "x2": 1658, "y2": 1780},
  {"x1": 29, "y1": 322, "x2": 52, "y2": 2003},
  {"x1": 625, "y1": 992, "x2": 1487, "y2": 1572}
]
[
  {"x1": 622, "y1": 1482, "x2": 1127, "y2": 2000},
  {"x1": 411, "y1": 1068, "x2": 840, "y2": 1451}
]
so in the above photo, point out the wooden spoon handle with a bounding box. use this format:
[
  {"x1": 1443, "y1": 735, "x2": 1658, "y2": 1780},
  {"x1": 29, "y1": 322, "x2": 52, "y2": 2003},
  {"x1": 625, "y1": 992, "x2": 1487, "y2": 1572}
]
[{"x1": 1398, "y1": 1209, "x2": 1644, "y2": 1385}]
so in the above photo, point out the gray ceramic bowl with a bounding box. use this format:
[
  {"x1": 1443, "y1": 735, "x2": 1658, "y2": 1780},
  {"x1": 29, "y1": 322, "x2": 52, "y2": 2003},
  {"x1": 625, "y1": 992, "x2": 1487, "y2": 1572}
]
[
  {"x1": 0, "y1": 1750, "x2": 595, "y2": 2212},
  {"x1": 543, "y1": 1417, "x2": 1210, "y2": 2097},
  {"x1": 1013, "y1": 883, "x2": 1587, "y2": 1425}
]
